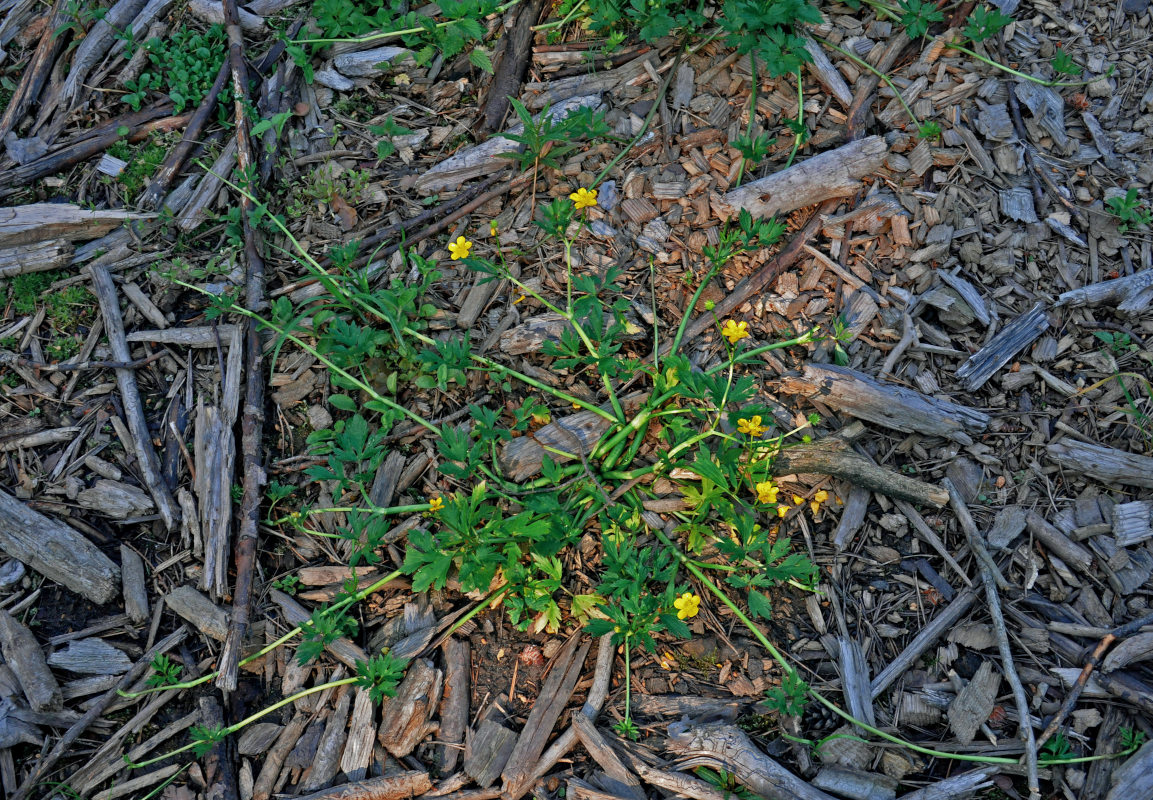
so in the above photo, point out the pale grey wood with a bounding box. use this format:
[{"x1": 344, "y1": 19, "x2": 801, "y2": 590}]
[
  {"x1": 0, "y1": 610, "x2": 61, "y2": 712},
  {"x1": 75, "y1": 479, "x2": 154, "y2": 519},
  {"x1": 1113, "y1": 501, "x2": 1153, "y2": 547},
  {"x1": 89, "y1": 265, "x2": 179, "y2": 528},
  {"x1": 466, "y1": 719, "x2": 518, "y2": 788},
  {"x1": 1049, "y1": 440, "x2": 1153, "y2": 489},
  {"x1": 1102, "y1": 632, "x2": 1153, "y2": 674},
  {"x1": 0, "y1": 489, "x2": 120, "y2": 604},
  {"x1": 253, "y1": 712, "x2": 308, "y2": 800},
  {"x1": 0, "y1": 205, "x2": 152, "y2": 247},
  {"x1": 571, "y1": 714, "x2": 646, "y2": 800},
  {"x1": 332, "y1": 45, "x2": 413, "y2": 77},
  {"x1": 237, "y1": 722, "x2": 283, "y2": 756},
  {"x1": 947, "y1": 660, "x2": 1000, "y2": 744},
  {"x1": 165, "y1": 585, "x2": 230, "y2": 641},
  {"x1": 194, "y1": 402, "x2": 234, "y2": 599},
  {"x1": 811, "y1": 767, "x2": 897, "y2": 800},
  {"x1": 833, "y1": 486, "x2": 869, "y2": 550},
  {"x1": 0, "y1": 239, "x2": 71, "y2": 277},
  {"x1": 120, "y1": 545, "x2": 149, "y2": 625},
  {"x1": 439, "y1": 638, "x2": 470, "y2": 773},
  {"x1": 521, "y1": 53, "x2": 658, "y2": 110},
  {"x1": 1105, "y1": 739, "x2": 1153, "y2": 800},
  {"x1": 988, "y1": 505, "x2": 1028, "y2": 551},
  {"x1": 339, "y1": 689, "x2": 375, "y2": 782},
  {"x1": 176, "y1": 140, "x2": 237, "y2": 231},
  {"x1": 291, "y1": 772, "x2": 433, "y2": 800},
  {"x1": 47, "y1": 639, "x2": 132, "y2": 675},
  {"x1": 802, "y1": 36, "x2": 853, "y2": 108},
  {"x1": 781, "y1": 363, "x2": 988, "y2": 444},
  {"x1": 898, "y1": 767, "x2": 999, "y2": 800},
  {"x1": 1057, "y1": 269, "x2": 1153, "y2": 314},
  {"x1": 718, "y1": 136, "x2": 888, "y2": 222},
  {"x1": 376, "y1": 658, "x2": 441, "y2": 757},
  {"x1": 837, "y1": 637, "x2": 875, "y2": 729},
  {"x1": 58, "y1": 0, "x2": 149, "y2": 104},
  {"x1": 956, "y1": 303, "x2": 1049, "y2": 391},
  {"x1": 872, "y1": 589, "x2": 979, "y2": 699},
  {"x1": 186, "y1": 0, "x2": 264, "y2": 29},
  {"x1": 300, "y1": 689, "x2": 351, "y2": 792},
  {"x1": 1025, "y1": 511, "x2": 1096, "y2": 573}
]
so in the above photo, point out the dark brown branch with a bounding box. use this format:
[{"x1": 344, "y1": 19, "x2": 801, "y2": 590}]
[
  {"x1": 217, "y1": 0, "x2": 268, "y2": 693},
  {"x1": 0, "y1": 0, "x2": 69, "y2": 141},
  {"x1": 477, "y1": 0, "x2": 548, "y2": 137}
]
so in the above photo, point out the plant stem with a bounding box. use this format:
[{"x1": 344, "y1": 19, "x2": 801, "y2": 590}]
[
  {"x1": 945, "y1": 42, "x2": 1104, "y2": 87},
  {"x1": 295, "y1": 0, "x2": 522, "y2": 44},
  {"x1": 782, "y1": 70, "x2": 804, "y2": 169},
  {"x1": 733, "y1": 56, "x2": 758, "y2": 188}
]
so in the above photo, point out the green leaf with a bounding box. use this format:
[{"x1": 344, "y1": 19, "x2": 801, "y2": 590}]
[
  {"x1": 329, "y1": 394, "x2": 358, "y2": 411},
  {"x1": 748, "y1": 589, "x2": 773, "y2": 620},
  {"x1": 468, "y1": 47, "x2": 494, "y2": 73}
]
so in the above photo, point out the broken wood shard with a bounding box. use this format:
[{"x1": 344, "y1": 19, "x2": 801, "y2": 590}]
[
  {"x1": 716, "y1": 136, "x2": 888, "y2": 221},
  {"x1": 780, "y1": 363, "x2": 989, "y2": 444},
  {"x1": 1048, "y1": 440, "x2": 1153, "y2": 489},
  {"x1": 0, "y1": 204, "x2": 153, "y2": 247},
  {"x1": 0, "y1": 489, "x2": 121, "y2": 604},
  {"x1": 955, "y1": 303, "x2": 1049, "y2": 391}
]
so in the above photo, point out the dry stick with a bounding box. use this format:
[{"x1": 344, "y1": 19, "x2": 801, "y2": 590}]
[
  {"x1": 89, "y1": 265, "x2": 180, "y2": 528},
  {"x1": 0, "y1": 0, "x2": 68, "y2": 141},
  {"x1": 139, "y1": 60, "x2": 232, "y2": 210},
  {"x1": 217, "y1": 0, "x2": 269, "y2": 694},
  {"x1": 477, "y1": 0, "x2": 548, "y2": 137},
  {"x1": 1035, "y1": 609, "x2": 1153, "y2": 749},
  {"x1": 10, "y1": 627, "x2": 188, "y2": 800},
  {"x1": 944, "y1": 479, "x2": 1039, "y2": 799}
]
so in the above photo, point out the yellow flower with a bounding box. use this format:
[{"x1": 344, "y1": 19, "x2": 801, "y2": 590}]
[
  {"x1": 447, "y1": 236, "x2": 473, "y2": 260},
  {"x1": 428, "y1": 496, "x2": 444, "y2": 512},
  {"x1": 793, "y1": 494, "x2": 805, "y2": 506},
  {"x1": 489, "y1": 220, "x2": 499, "y2": 236},
  {"x1": 570, "y1": 187, "x2": 598, "y2": 209},
  {"x1": 673, "y1": 592, "x2": 701, "y2": 620},
  {"x1": 810, "y1": 488, "x2": 829, "y2": 516},
  {"x1": 721, "y1": 319, "x2": 749, "y2": 344},
  {"x1": 777, "y1": 505, "x2": 789, "y2": 518},
  {"x1": 756, "y1": 481, "x2": 779, "y2": 504},
  {"x1": 737, "y1": 416, "x2": 766, "y2": 437}
]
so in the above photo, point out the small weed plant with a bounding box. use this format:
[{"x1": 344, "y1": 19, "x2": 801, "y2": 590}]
[{"x1": 1106, "y1": 187, "x2": 1152, "y2": 233}]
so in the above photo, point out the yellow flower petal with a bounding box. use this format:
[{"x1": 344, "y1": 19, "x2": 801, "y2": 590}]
[
  {"x1": 447, "y1": 236, "x2": 473, "y2": 261},
  {"x1": 570, "y1": 187, "x2": 598, "y2": 209}
]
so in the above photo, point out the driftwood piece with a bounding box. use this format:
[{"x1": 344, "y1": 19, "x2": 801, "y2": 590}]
[
  {"x1": 188, "y1": 0, "x2": 265, "y2": 30},
  {"x1": 195, "y1": 402, "x2": 235, "y2": 599},
  {"x1": 75, "y1": 479, "x2": 154, "y2": 519},
  {"x1": 479, "y1": 0, "x2": 547, "y2": 136},
  {"x1": 340, "y1": 689, "x2": 376, "y2": 782},
  {"x1": 253, "y1": 712, "x2": 308, "y2": 800},
  {"x1": 0, "y1": 239, "x2": 72, "y2": 277},
  {"x1": 572, "y1": 714, "x2": 646, "y2": 800},
  {"x1": 58, "y1": 0, "x2": 149, "y2": 106},
  {"x1": 414, "y1": 95, "x2": 601, "y2": 193},
  {"x1": 947, "y1": 660, "x2": 1000, "y2": 744},
  {"x1": 90, "y1": 265, "x2": 179, "y2": 528},
  {"x1": 1057, "y1": 269, "x2": 1153, "y2": 314},
  {"x1": 301, "y1": 690, "x2": 351, "y2": 792},
  {"x1": 1112, "y1": 502, "x2": 1153, "y2": 547},
  {"x1": 802, "y1": 35, "x2": 853, "y2": 108},
  {"x1": 836, "y1": 637, "x2": 875, "y2": 730},
  {"x1": 773, "y1": 423, "x2": 949, "y2": 507},
  {"x1": 833, "y1": 484, "x2": 870, "y2": 550},
  {"x1": 120, "y1": 545, "x2": 150, "y2": 625},
  {"x1": 0, "y1": 490, "x2": 120, "y2": 603},
  {"x1": 715, "y1": 136, "x2": 887, "y2": 221},
  {"x1": 0, "y1": 204, "x2": 153, "y2": 247},
  {"x1": 811, "y1": 767, "x2": 897, "y2": 800},
  {"x1": 955, "y1": 303, "x2": 1049, "y2": 391},
  {"x1": 1048, "y1": 440, "x2": 1153, "y2": 489},
  {"x1": 502, "y1": 635, "x2": 592, "y2": 790},
  {"x1": 377, "y1": 658, "x2": 442, "y2": 757},
  {"x1": 0, "y1": 611, "x2": 61, "y2": 712},
  {"x1": 47, "y1": 639, "x2": 132, "y2": 675},
  {"x1": 439, "y1": 638, "x2": 470, "y2": 773},
  {"x1": 292, "y1": 772, "x2": 433, "y2": 800},
  {"x1": 166, "y1": 585, "x2": 230, "y2": 641},
  {"x1": 466, "y1": 719, "x2": 519, "y2": 788},
  {"x1": 899, "y1": 767, "x2": 999, "y2": 800},
  {"x1": 1025, "y1": 511, "x2": 1095, "y2": 574},
  {"x1": 1105, "y1": 739, "x2": 1153, "y2": 800},
  {"x1": 780, "y1": 363, "x2": 989, "y2": 444},
  {"x1": 630, "y1": 762, "x2": 730, "y2": 800},
  {"x1": 522, "y1": 52, "x2": 658, "y2": 110},
  {"x1": 871, "y1": 589, "x2": 978, "y2": 699},
  {"x1": 666, "y1": 722, "x2": 838, "y2": 800}
]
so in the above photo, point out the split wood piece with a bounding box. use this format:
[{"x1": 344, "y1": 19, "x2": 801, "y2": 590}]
[
  {"x1": 71, "y1": 689, "x2": 185, "y2": 793},
  {"x1": 832, "y1": 484, "x2": 869, "y2": 550},
  {"x1": 195, "y1": 402, "x2": 236, "y2": 600},
  {"x1": 811, "y1": 767, "x2": 898, "y2": 800},
  {"x1": 301, "y1": 689, "x2": 352, "y2": 793},
  {"x1": 0, "y1": 610, "x2": 61, "y2": 712},
  {"x1": 1105, "y1": 739, "x2": 1153, "y2": 800},
  {"x1": 127, "y1": 325, "x2": 243, "y2": 424},
  {"x1": 48, "y1": 639, "x2": 132, "y2": 675},
  {"x1": 340, "y1": 688, "x2": 376, "y2": 781},
  {"x1": 499, "y1": 393, "x2": 648, "y2": 481},
  {"x1": 893, "y1": 499, "x2": 970, "y2": 584},
  {"x1": 218, "y1": 0, "x2": 270, "y2": 693},
  {"x1": 253, "y1": 711, "x2": 309, "y2": 800},
  {"x1": 836, "y1": 637, "x2": 875, "y2": 731},
  {"x1": 466, "y1": 719, "x2": 519, "y2": 787},
  {"x1": 871, "y1": 589, "x2": 978, "y2": 699},
  {"x1": 505, "y1": 633, "x2": 615, "y2": 799},
  {"x1": 632, "y1": 694, "x2": 753, "y2": 718},
  {"x1": 1024, "y1": 511, "x2": 1095, "y2": 574},
  {"x1": 414, "y1": 94, "x2": 602, "y2": 194},
  {"x1": 270, "y1": 588, "x2": 369, "y2": 669},
  {"x1": 521, "y1": 51, "x2": 660, "y2": 110},
  {"x1": 1112, "y1": 501, "x2": 1153, "y2": 547},
  {"x1": 945, "y1": 477, "x2": 1010, "y2": 592},
  {"x1": 377, "y1": 658, "x2": 442, "y2": 757},
  {"x1": 138, "y1": 60, "x2": 232, "y2": 210},
  {"x1": 572, "y1": 714, "x2": 646, "y2": 800},
  {"x1": 438, "y1": 638, "x2": 470, "y2": 773},
  {"x1": 0, "y1": 0, "x2": 68, "y2": 141},
  {"x1": 292, "y1": 771, "x2": 433, "y2": 800},
  {"x1": 0, "y1": 489, "x2": 121, "y2": 603},
  {"x1": 673, "y1": 199, "x2": 834, "y2": 348},
  {"x1": 0, "y1": 107, "x2": 190, "y2": 193},
  {"x1": 955, "y1": 303, "x2": 1049, "y2": 391},
  {"x1": 58, "y1": 0, "x2": 151, "y2": 107},
  {"x1": 780, "y1": 363, "x2": 989, "y2": 445},
  {"x1": 0, "y1": 204, "x2": 154, "y2": 247},
  {"x1": 846, "y1": 35, "x2": 911, "y2": 140},
  {"x1": 773, "y1": 423, "x2": 948, "y2": 508},
  {"x1": 947, "y1": 660, "x2": 1000, "y2": 744},
  {"x1": 629, "y1": 762, "x2": 731, "y2": 800},
  {"x1": 188, "y1": 0, "x2": 266, "y2": 30},
  {"x1": 1047, "y1": 439, "x2": 1153, "y2": 489},
  {"x1": 801, "y1": 35, "x2": 853, "y2": 109},
  {"x1": 167, "y1": 585, "x2": 231, "y2": 641},
  {"x1": 89, "y1": 265, "x2": 178, "y2": 528},
  {"x1": 666, "y1": 722, "x2": 838, "y2": 800},
  {"x1": 0, "y1": 239, "x2": 72, "y2": 277},
  {"x1": 714, "y1": 136, "x2": 887, "y2": 222},
  {"x1": 176, "y1": 138, "x2": 237, "y2": 231},
  {"x1": 10, "y1": 627, "x2": 186, "y2": 800},
  {"x1": 478, "y1": 0, "x2": 547, "y2": 137},
  {"x1": 501, "y1": 635, "x2": 592, "y2": 793},
  {"x1": 501, "y1": 309, "x2": 648, "y2": 354},
  {"x1": 899, "y1": 767, "x2": 1000, "y2": 800},
  {"x1": 1057, "y1": 269, "x2": 1153, "y2": 314},
  {"x1": 566, "y1": 777, "x2": 635, "y2": 800}
]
